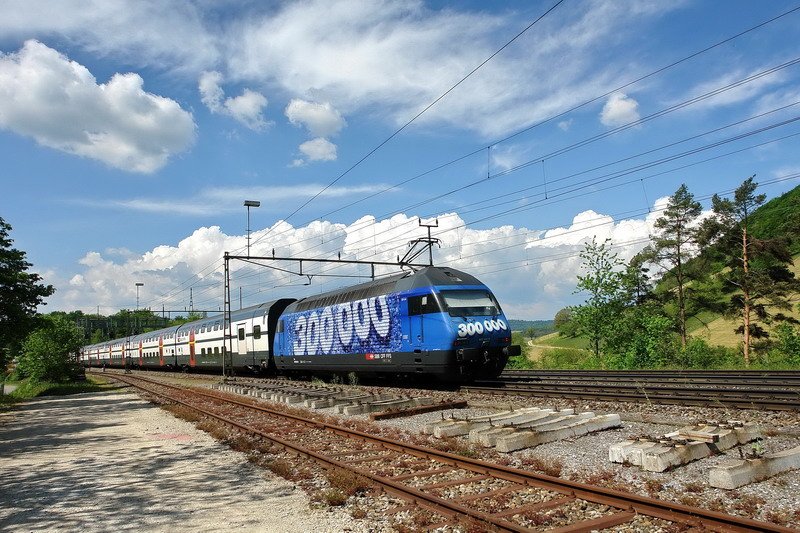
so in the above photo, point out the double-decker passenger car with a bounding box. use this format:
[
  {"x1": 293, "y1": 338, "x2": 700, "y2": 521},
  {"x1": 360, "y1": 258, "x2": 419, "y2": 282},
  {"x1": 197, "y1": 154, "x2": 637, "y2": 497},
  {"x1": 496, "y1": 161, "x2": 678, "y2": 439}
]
[{"x1": 80, "y1": 267, "x2": 519, "y2": 381}]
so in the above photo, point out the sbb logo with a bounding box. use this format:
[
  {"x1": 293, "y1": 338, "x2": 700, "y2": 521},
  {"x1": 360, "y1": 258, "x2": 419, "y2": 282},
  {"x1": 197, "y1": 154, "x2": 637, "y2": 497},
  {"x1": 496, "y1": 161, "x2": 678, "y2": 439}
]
[{"x1": 456, "y1": 319, "x2": 507, "y2": 338}]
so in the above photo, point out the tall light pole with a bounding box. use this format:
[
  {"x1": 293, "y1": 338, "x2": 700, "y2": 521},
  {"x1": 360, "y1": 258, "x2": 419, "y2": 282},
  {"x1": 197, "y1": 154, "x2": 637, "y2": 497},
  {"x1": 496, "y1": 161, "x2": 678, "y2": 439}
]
[
  {"x1": 243, "y1": 200, "x2": 260, "y2": 257},
  {"x1": 135, "y1": 282, "x2": 144, "y2": 310}
]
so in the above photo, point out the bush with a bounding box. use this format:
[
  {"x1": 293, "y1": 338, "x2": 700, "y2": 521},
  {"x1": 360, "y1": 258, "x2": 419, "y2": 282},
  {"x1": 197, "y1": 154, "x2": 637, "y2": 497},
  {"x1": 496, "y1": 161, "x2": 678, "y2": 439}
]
[
  {"x1": 322, "y1": 488, "x2": 348, "y2": 506},
  {"x1": 506, "y1": 354, "x2": 535, "y2": 369},
  {"x1": 16, "y1": 315, "x2": 83, "y2": 383},
  {"x1": 769, "y1": 323, "x2": 800, "y2": 365},
  {"x1": 326, "y1": 468, "x2": 369, "y2": 496},
  {"x1": 604, "y1": 309, "x2": 679, "y2": 369},
  {"x1": 680, "y1": 338, "x2": 739, "y2": 369}
]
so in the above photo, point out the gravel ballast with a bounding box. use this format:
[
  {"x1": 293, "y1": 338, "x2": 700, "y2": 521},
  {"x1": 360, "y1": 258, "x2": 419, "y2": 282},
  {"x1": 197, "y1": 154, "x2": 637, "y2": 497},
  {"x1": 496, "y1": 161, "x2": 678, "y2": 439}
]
[
  {"x1": 0, "y1": 376, "x2": 800, "y2": 532},
  {"x1": 0, "y1": 390, "x2": 361, "y2": 532}
]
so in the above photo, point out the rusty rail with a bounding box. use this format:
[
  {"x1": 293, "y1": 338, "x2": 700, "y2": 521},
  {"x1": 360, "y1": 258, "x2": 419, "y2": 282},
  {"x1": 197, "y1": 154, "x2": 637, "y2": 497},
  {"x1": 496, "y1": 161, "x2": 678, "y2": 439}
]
[{"x1": 94, "y1": 371, "x2": 795, "y2": 532}]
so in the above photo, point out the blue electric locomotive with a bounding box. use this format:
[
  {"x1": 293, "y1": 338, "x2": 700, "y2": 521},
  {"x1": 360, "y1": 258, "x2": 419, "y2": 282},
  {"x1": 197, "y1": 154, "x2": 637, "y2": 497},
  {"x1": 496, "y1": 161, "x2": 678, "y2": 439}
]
[
  {"x1": 273, "y1": 266, "x2": 519, "y2": 380},
  {"x1": 80, "y1": 266, "x2": 519, "y2": 381}
]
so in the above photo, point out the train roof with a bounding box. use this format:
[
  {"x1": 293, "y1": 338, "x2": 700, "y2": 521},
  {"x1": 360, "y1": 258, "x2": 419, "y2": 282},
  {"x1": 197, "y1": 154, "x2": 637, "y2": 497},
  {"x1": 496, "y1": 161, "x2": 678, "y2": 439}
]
[
  {"x1": 290, "y1": 266, "x2": 484, "y2": 312},
  {"x1": 83, "y1": 299, "x2": 293, "y2": 348}
]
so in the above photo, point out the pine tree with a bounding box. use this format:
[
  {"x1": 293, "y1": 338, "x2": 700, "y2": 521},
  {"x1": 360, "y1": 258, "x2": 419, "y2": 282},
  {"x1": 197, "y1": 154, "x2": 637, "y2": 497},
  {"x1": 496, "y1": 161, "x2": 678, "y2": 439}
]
[
  {"x1": 646, "y1": 184, "x2": 702, "y2": 348},
  {"x1": 701, "y1": 177, "x2": 800, "y2": 365},
  {"x1": 570, "y1": 238, "x2": 626, "y2": 359},
  {"x1": 0, "y1": 217, "x2": 55, "y2": 365},
  {"x1": 622, "y1": 251, "x2": 652, "y2": 306}
]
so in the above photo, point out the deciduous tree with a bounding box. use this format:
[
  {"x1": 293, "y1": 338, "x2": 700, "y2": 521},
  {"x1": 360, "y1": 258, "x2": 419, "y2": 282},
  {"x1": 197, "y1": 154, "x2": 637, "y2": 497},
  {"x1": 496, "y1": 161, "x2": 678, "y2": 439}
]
[
  {"x1": 570, "y1": 238, "x2": 626, "y2": 359},
  {"x1": 0, "y1": 217, "x2": 55, "y2": 365},
  {"x1": 17, "y1": 314, "x2": 83, "y2": 382}
]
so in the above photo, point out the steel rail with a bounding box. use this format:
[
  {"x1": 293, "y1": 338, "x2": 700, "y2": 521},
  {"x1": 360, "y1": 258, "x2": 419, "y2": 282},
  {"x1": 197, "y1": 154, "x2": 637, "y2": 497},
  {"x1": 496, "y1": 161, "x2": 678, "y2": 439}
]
[
  {"x1": 499, "y1": 372, "x2": 800, "y2": 387},
  {"x1": 478, "y1": 382, "x2": 800, "y2": 398},
  {"x1": 94, "y1": 372, "x2": 796, "y2": 532},
  {"x1": 501, "y1": 369, "x2": 800, "y2": 385},
  {"x1": 461, "y1": 384, "x2": 800, "y2": 411},
  {"x1": 504, "y1": 370, "x2": 800, "y2": 376}
]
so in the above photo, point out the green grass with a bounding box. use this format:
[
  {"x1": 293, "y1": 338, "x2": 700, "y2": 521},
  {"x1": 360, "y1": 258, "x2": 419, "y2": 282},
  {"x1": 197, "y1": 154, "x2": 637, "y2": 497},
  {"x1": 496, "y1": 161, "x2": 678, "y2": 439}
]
[
  {"x1": 533, "y1": 333, "x2": 590, "y2": 350},
  {"x1": 0, "y1": 376, "x2": 115, "y2": 411}
]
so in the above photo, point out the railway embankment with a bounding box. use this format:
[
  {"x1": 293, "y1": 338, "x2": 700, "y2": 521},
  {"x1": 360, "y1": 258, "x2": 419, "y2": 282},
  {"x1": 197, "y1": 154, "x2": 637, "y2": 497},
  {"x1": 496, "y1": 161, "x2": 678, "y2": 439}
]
[{"x1": 0, "y1": 389, "x2": 360, "y2": 532}]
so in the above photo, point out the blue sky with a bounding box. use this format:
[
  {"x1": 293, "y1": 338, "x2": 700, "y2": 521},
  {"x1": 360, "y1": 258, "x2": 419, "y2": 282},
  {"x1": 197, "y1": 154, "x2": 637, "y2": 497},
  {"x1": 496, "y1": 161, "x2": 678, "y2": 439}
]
[{"x1": 1, "y1": 0, "x2": 799, "y2": 320}]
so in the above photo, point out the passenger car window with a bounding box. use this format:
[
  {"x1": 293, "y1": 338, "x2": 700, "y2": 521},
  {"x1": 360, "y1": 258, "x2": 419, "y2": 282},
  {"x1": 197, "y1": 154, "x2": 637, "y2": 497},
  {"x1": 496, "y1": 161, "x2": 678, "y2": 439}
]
[
  {"x1": 253, "y1": 325, "x2": 261, "y2": 339},
  {"x1": 238, "y1": 328, "x2": 245, "y2": 341}
]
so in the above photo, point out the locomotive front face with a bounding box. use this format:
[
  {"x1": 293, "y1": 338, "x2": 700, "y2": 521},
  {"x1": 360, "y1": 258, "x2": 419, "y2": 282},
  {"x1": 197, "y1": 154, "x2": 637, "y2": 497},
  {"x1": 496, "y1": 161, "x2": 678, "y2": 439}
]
[{"x1": 436, "y1": 288, "x2": 518, "y2": 377}]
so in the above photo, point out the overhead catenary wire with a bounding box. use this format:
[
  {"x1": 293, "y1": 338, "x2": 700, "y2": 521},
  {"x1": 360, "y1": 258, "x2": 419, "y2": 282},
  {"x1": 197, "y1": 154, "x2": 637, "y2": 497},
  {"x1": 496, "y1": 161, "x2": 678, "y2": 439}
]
[
  {"x1": 252, "y1": 111, "x2": 800, "y2": 265},
  {"x1": 197, "y1": 174, "x2": 799, "y2": 311},
  {"x1": 139, "y1": 7, "x2": 800, "y2": 308},
  {"x1": 256, "y1": 59, "x2": 800, "y2": 266},
  {"x1": 247, "y1": 0, "x2": 566, "y2": 250},
  {"x1": 214, "y1": 174, "x2": 800, "y2": 310},
  {"x1": 142, "y1": 8, "x2": 800, "y2": 307},
  {"x1": 214, "y1": 80, "x2": 800, "y2": 287},
  {"x1": 149, "y1": 116, "x2": 800, "y2": 311},
  {"x1": 290, "y1": 5, "x2": 800, "y2": 224}
]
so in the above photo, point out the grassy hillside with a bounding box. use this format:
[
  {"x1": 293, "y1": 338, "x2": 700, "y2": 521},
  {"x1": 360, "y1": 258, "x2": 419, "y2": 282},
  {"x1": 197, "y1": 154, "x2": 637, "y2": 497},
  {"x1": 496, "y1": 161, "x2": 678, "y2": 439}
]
[
  {"x1": 748, "y1": 185, "x2": 800, "y2": 254},
  {"x1": 686, "y1": 256, "x2": 800, "y2": 347},
  {"x1": 521, "y1": 332, "x2": 589, "y2": 362},
  {"x1": 656, "y1": 184, "x2": 800, "y2": 345}
]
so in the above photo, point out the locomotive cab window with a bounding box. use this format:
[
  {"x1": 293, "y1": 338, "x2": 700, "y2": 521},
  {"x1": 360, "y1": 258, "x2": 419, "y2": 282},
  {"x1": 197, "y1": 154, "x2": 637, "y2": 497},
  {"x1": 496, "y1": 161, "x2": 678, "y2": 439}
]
[
  {"x1": 408, "y1": 293, "x2": 441, "y2": 315},
  {"x1": 440, "y1": 290, "x2": 499, "y2": 317}
]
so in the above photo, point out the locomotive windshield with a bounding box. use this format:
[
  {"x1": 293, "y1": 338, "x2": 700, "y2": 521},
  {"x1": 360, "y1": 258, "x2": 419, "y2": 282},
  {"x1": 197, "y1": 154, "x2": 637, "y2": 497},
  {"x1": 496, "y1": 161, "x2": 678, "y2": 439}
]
[{"x1": 441, "y1": 290, "x2": 499, "y2": 317}]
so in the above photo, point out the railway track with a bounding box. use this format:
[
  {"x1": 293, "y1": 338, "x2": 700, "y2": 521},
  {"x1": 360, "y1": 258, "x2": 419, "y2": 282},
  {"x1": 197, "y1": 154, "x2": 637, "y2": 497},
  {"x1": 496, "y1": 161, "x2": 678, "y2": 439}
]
[
  {"x1": 463, "y1": 370, "x2": 800, "y2": 411},
  {"x1": 501, "y1": 369, "x2": 800, "y2": 386},
  {"x1": 93, "y1": 371, "x2": 794, "y2": 532}
]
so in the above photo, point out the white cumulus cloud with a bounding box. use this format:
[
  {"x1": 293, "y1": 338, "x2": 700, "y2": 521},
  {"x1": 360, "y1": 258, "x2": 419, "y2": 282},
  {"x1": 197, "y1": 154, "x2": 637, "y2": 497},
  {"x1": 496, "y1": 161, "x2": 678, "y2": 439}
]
[
  {"x1": 600, "y1": 92, "x2": 640, "y2": 127},
  {"x1": 0, "y1": 1, "x2": 219, "y2": 73},
  {"x1": 0, "y1": 1, "x2": 683, "y2": 139},
  {"x1": 51, "y1": 206, "x2": 676, "y2": 319},
  {"x1": 0, "y1": 40, "x2": 195, "y2": 173},
  {"x1": 285, "y1": 99, "x2": 346, "y2": 137},
  {"x1": 285, "y1": 99, "x2": 345, "y2": 165},
  {"x1": 198, "y1": 70, "x2": 269, "y2": 131},
  {"x1": 227, "y1": 0, "x2": 680, "y2": 138},
  {"x1": 298, "y1": 137, "x2": 337, "y2": 162}
]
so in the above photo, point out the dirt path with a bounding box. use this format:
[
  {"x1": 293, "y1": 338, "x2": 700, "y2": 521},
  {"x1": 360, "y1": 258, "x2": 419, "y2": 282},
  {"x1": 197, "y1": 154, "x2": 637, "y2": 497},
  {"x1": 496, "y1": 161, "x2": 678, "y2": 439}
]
[{"x1": 0, "y1": 390, "x2": 359, "y2": 532}]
